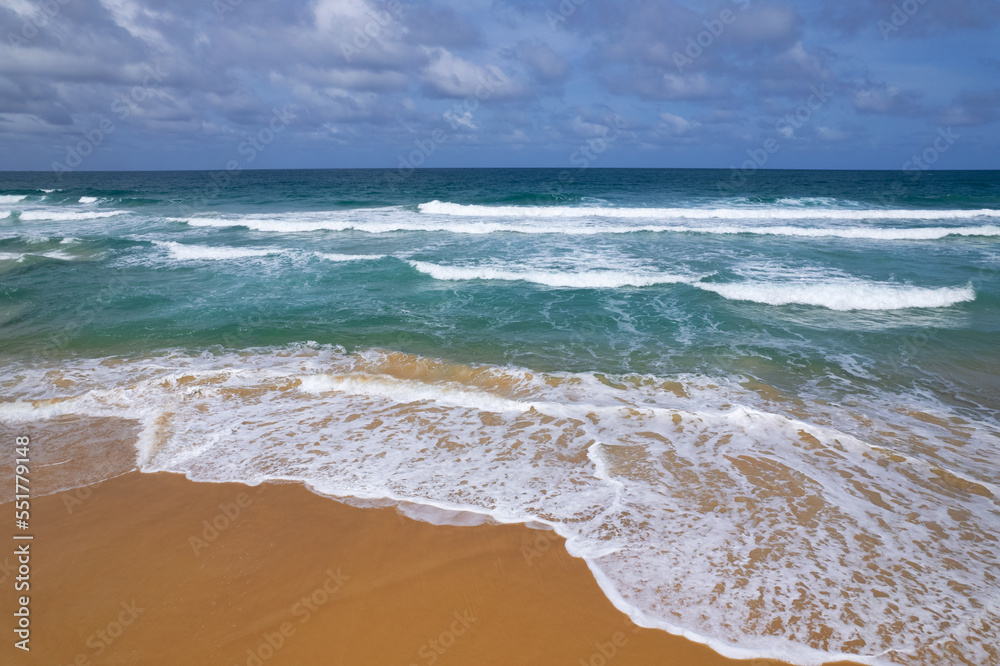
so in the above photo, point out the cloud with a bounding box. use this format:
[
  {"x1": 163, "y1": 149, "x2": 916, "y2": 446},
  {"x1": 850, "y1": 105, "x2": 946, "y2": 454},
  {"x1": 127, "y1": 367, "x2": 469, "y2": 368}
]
[
  {"x1": 819, "y1": 0, "x2": 1000, "y2": 37},
  {"x1": 850, "y1": 82, "x2": 923, "y2": 116},
  {"x1": 513, "y1": 40, "x2": 571, "y2": 84},
  {"x1": 941, "y1": 88, "x2": 1000, "y2": 127},
  {"x1": 658, "y1": 111, "x2": 699, "y2": 136},
  {"x1": 816, "y1": 125, "x2": 851, "y2": 141},
  {"x1": 420, "y1": 48, "x2": 528, "y2": 100}
]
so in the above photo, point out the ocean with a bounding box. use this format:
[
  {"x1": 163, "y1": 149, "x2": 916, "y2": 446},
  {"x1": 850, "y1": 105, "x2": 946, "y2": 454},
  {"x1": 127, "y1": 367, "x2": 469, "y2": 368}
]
[{"x1": 1, "y1": 168, "x2": 998, "y2": 665}]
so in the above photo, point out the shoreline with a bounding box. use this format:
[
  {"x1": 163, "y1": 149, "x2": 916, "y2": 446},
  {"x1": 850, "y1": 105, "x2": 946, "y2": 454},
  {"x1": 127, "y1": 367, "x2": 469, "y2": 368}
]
[{"x1": 1, "y1": 469, "x2": 865, "y2": 666}]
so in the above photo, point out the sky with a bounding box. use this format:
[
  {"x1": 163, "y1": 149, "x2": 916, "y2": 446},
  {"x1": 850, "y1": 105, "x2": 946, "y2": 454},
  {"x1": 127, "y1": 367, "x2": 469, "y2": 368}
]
[{"x1": 1, "y1": 0, "x2": 998, "y2": 172}]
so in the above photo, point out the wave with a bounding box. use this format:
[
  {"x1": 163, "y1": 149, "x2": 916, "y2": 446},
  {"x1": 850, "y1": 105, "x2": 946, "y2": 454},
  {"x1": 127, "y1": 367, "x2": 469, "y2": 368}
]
[
  {"x1": 418, "y1": 200, "x2": 1000, "y2": 221},
  {"x1": 696, "y1": 280, "x2": 976, "y2": 311},
  {"x1": 153, "y1": 243, "x2": 385, "y2": 264},
  {"x1": 408, "y1": 260, "x2": 695, "y2": 288},
  {"x1": 181, "y1": 213, "x2": 394, "y2": 234},
  {"x1": 78, "y1": 196, "x2": 98, "y2": 204},
  {"x1": 179, "y1": 212, "x2": 1000, "y2": 240},
  {"x1": 2, "y1": 346, "x2": 998, "y2": 666},
  {"x1": 155, "y1": 241, "x2": 282, "y2": 261},
  {"x1": 16, "y1": 210, "x2": 123, "y2": 222},
  {"x1": 0, "y1": 249, "x2": 81, "y2": 262},
  {"x1": 407, "y1": 260, "x2": 975, "y2": 310},
  {"x1": 299, "y1": 372, "x2": 529, "y2": 413},
  {"x1": 0, "y1": 195, "x2": 27, "y2": 204},
  {"x1": 316, "y1": 252, "x2": 387, "y2": 262},
  {"x1": 652, "y1": 224, "x2": 1000, "y2": 240}
]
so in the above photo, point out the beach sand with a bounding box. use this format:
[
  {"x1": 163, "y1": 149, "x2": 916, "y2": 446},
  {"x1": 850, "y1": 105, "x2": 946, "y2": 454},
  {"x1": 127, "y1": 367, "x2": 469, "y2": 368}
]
[{"x1": 0, "y1": 418, "x2": 864, "y2": 666}]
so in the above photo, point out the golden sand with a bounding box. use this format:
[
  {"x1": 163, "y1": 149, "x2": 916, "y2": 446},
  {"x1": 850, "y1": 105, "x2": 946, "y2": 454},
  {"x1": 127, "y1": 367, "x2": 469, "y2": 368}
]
[{"x1": 0, "y1": 468, "x2": 865, "y2": 666}]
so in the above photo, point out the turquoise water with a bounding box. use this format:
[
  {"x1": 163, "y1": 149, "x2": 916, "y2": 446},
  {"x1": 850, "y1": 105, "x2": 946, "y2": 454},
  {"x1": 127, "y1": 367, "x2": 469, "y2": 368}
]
[{"x1": 2, "y1": 168, "x2": 999, "y2": 665}]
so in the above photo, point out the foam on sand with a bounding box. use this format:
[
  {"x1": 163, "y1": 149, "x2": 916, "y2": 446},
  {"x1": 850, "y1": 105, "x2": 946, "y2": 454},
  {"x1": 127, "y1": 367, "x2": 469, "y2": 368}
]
[{"x1": 3, "y1": 346, "x2": 997, "y2": 666}]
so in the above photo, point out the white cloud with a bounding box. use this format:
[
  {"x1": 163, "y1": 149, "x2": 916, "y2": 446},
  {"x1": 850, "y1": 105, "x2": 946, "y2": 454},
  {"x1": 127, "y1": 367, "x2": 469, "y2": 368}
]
[
  {"x1": 658, "y1": 111, "x2": 699, "y2": 135},
  {"x1": 421, "y1": 48, "x2": 526, "y2": 99}
]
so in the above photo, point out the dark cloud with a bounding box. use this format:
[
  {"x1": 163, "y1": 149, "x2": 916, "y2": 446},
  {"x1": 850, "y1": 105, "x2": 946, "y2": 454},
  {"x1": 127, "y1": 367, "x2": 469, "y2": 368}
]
[
  {"x1": 401, "y1": 4, "x2": 480, "y2": 48},
  {"x1": 512, "y1": 40, "x2": 571, "y2": 84},
  {"x1": 850, "y1": 81, "x2": 924, "y2": 116},
  {"x1": 941, "y1": 88, "x2": 1000, "y2": 127},
  {"x1": 817, "y1": 0, "x2": 1000, "y2": 37}
]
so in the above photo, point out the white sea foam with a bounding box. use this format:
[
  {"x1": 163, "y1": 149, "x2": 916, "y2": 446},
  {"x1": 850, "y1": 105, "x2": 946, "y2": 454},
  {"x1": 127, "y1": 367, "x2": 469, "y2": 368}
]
[
  {"x1": 0, "y1": 250, "x2": 80, "y2": 262},
  {"x1": 406, "y1": 259, "x2": 974, "y2": 310},
  {"x1": 315, "y1": 252, "x2": 386, "y2": 262},
  {"x1": 39, "y1": 249, "x2": 79, "y2": 261},
  {"x1": 156, "y1": 241, "x2": 282, "y2": 261},
  {"x1": 408, "y1": 260, "x2": 695, "y2": 288},
  {"x1": 299, "y1": 373, "x2": 529, "y2": 412},
  {"x1": 78, "y1": 196, "x2": 98, "y2": 204},
  {"x1": 181, "y1": 210, "x2": 1000, "y2": 240},
  {"x1": 2, "y1": 346, "x2": 998, "y2": 666},
  {"x1": 0, "y1": 195, "x2": 27, "y2": 204},
  {"x1": 418, "y1": 200, "x2": 1000, "y2": 221},
  {"x1": 652, "y1": 223, "x2": 1000, "y2": 240},
  {"x1": 695, "y1": 280, "x2": 976, "y2": 310},
  {"x1": 18, "y1": 210, "x2": 122, "y2": 221}
]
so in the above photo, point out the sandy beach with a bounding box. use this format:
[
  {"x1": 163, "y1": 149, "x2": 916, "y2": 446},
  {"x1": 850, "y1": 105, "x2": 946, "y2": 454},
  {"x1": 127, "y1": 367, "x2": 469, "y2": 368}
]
[{"x1": 1, "y1": 461, "x2": 865, "y2": 665}]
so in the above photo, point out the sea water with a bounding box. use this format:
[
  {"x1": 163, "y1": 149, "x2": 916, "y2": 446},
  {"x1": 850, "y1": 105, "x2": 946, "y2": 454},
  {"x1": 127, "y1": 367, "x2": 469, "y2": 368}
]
[{"x1": 1, "y1": 168, "x2": 998, "y2": 665}]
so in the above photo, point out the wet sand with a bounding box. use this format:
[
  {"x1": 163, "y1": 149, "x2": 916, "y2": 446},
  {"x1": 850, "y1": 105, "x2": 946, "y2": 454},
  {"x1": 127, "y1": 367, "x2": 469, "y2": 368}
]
[{"x1": 1, "y1": 467, "x2": 865, "y2": 666}]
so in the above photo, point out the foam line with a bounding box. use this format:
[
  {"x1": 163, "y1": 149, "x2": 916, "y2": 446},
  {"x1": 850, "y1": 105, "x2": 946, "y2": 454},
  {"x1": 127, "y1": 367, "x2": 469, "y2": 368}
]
[
  {"x1": 695, "y1": 281, "x2": 976, "y2": 310},
  {"x1": 418, "y1": 200, "x2": 1000, "y2": 221},
  {"x1": 407, "y1": 260, "x2": 695, "y2": 288}
]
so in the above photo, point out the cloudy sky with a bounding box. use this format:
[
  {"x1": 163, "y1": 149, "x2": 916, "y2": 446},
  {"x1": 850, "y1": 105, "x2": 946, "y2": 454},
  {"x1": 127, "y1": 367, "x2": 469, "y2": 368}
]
[{"x1": 1, "y1": 0, "x2": 998, "y2": 171}]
